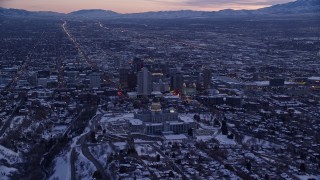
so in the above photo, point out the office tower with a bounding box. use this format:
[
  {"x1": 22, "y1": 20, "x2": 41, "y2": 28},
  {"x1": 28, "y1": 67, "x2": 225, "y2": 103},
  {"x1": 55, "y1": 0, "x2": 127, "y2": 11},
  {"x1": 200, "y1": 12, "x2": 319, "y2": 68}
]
[
  {"x1": 133, "y1": 57, "x2": 144, "y2": 73},
  {"x1": 137, "y1": 67, "x2": 152, "y2": 96},
  {"x1": 171, "y1": 73, "x2": 184, "y2": 90},
  {"x1": 127, "y1": 71, "x2": 137, "y2": 90},
  {"x1": 89, "y1": 72, "x2": 101, "y2": 88},
  {"x1": 119, "y1": 67, "x2": 131, "y2": 88},
  {"x1": 203, "y1": 68, "x2": 212, "y2": 89}
]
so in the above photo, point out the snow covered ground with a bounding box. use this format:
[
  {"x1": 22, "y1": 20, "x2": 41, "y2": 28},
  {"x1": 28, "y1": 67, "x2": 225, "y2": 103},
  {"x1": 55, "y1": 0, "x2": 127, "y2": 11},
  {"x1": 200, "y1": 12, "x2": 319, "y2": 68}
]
[
  {"x1": 0, "y1": 145, "x2": 22, "y2": 165},
  {"x1": 75, "y1": 147, "x2": 95, "y2": 180},
  {"x1": 42, "y1": 125, "x2": 68, "y2": 140},
  {"x1": 88, "y1": 144, "x2": 113, "y2": 167},
  {"x1": 242, "y1": 135, "x2": 282, "y2": 148},
  {"x1": 296, "y1": 175, "x2": 320, "y2": 180},
  {"x1": 0, "y1": 145, "x2": 21, "y2": 179},
  {"x1": 214, "y1": 134, "x2": 237, "y2": 145},
  {"x1": 196, "y1": 135, "x2": 213, "y2": 142},
  {"x1": 100, "y1": 113, "x2": 134, "y2": 123},
  {"x1": 49, "y1": 150, "x2": 71, "y2": 180},
  {"x1": 113, "y1": 142, "x2": 127, "y2": 150},
  {"x1": 9, "y1": 116, "x2": 24, "y2": 129},
  {"x1": 0, "y1": 166, "x2": 17, "y2": 180},
  {"x1": 135, "y1": 144, "x2": 160, "y2": 158}
]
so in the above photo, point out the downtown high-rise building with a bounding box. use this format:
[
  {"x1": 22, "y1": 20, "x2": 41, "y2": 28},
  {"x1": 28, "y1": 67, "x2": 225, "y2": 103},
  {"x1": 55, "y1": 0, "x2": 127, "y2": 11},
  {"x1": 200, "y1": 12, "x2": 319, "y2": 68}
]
[
  {"x1": 89, "y1": 72, "x2": 101, "y2": 88},
  {"x1": 171, "y1": 72, "x2": 184, "y2": 90},
  {"x1": 137, "y1": 67, "x2": 152, "y2": 96},
  {"x1": 203, "y1": 68, "x2": 212, "y2": 89},
  {"x1": 133, "y1": 57, "x2": 144, "y2": 73}
]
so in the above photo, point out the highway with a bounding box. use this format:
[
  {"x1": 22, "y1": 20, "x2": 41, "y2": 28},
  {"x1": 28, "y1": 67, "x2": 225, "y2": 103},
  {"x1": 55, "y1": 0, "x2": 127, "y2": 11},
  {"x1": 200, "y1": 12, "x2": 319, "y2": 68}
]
[{"x1": 1, "y1": 32, "x2": 44, "y2": 93}]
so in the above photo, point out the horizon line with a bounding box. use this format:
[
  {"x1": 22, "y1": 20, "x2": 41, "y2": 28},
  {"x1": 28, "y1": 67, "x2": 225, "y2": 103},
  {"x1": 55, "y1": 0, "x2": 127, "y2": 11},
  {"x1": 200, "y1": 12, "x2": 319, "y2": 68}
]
[{"x1": 1, "y1": 6, "x2": 272, "y2": 15}]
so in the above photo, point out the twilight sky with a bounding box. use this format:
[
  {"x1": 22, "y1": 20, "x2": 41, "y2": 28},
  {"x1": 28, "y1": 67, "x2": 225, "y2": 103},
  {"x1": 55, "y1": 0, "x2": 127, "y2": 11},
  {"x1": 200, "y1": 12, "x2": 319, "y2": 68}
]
[{"x1": 0, "y1": 0, "x2": 293, "y2": 13}]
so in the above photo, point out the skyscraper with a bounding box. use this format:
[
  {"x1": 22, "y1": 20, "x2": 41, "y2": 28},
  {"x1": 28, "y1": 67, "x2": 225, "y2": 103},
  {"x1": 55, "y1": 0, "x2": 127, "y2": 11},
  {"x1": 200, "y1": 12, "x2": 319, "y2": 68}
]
[
  {"x1": 127, "y1": 71, "x2": 137, "y2": 90},
  {"x1": 89, "y1": 72, "x2": 101, "y2": 88},
  {"x1": 203, "y1": 68, "x2": 212, "y2": 89},
  {"x1": 133, "y1": 57, "x2": 144, "y2": 73},
  {"x1": 137, "y1": 67, "x2": 152, "y2": 96},
  {"x1": 119, "y1": 67, "x2": 131, "y2": 88},
  {"x1": 171, "y1": 73, "x2": 184, "y2": 90}
]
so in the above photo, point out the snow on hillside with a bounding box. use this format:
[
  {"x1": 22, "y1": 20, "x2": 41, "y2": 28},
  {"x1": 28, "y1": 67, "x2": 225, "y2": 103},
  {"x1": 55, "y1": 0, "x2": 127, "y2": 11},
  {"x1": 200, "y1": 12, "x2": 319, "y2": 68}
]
[
  {"x1": 75, "y1": 147, "x2": 95, "y2": 179},
  {"x1": 0, "y1": 145, "x2": 22, "y2": 165},
  {"x1": 88, "y1": 144, "x2": 113, "y2": 167},
  {"x1": 49, "y1": 150, "x2": 71, "y2": 180},
  {"x1": 214, "y1": 134, "x2": 237, "y2": 145},
  {"x1": 0, "y1": 166, "x2": 17, "y2": 180}
]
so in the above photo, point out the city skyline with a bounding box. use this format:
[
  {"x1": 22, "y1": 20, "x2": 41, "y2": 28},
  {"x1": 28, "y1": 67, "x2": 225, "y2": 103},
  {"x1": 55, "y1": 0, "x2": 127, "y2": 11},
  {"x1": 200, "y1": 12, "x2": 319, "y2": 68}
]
[
  {"x1": 1, "y1": 0, "x2": 319, "y2": 179},
  {"x1": 1, "y1": 0, "x2": 294, "y2": 13}
]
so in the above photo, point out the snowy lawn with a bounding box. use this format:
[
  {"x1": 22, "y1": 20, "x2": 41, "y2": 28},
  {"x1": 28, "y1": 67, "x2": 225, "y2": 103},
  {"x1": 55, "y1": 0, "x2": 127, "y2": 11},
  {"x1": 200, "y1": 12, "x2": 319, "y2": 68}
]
[
  {"x1": 214, "y1": 134, "x2": 237, "y2": 145},
  {"x1": 49, "y1": 150, "x2": 71, "y2": 180}
]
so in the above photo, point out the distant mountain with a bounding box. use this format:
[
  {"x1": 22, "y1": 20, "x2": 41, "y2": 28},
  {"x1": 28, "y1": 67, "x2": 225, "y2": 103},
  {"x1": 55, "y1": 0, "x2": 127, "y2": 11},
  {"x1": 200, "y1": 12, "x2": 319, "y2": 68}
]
[
  {"x1": 0, "y1": 7, "x2": 62, "y2": 17},
  {"x1": 124, "y1": 10, "x2": 213, "y2": 19},
  {"x1": 68, "y1": 9, "x2": 120, "y2": 18},
  {"x1": 259, "y1": 0, "x2": 320, "y2": 14},
  {"x1": 1, "y1": 0, "x2": 319, "y2": 19},
  {"x1": 212, "y1": 0, "x2": 320, "y2": 17}
]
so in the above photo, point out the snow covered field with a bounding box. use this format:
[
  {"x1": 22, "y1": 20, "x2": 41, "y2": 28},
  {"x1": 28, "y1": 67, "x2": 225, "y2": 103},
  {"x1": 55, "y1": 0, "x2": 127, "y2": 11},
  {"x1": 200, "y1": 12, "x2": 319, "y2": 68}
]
[
  {"x1": 214, "y1": 134, "x2": 237, "y2": 145},
  {"x1": 49, "y1": 150, "x2": 71, "y2": 180},
  {"x1": 0, "y1": 166, "x2": 17, "y2": 180}
]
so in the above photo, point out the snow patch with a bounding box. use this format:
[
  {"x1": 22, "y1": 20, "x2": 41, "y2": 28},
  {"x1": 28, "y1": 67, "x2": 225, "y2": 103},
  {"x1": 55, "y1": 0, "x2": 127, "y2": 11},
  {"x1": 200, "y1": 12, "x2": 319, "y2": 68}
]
[
  {"x1": 0, "y1": 165, "x2": 17, "y2": 180},
  {"x1": 49, "y1": 151, "x2": 71, "y2": 180},
  {"x1": 214, "y1": 134, "x2": 236, "y2": 145},
  {"x1": 0, "y1": 145, "x2": 22, "y2": 165}
]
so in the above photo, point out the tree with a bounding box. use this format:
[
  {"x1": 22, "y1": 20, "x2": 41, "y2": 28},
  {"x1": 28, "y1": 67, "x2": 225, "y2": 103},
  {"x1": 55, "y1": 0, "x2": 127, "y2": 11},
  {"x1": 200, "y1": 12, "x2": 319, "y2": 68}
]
[
  {"x1": 188, "y1": 128, "x2": 193, "y2": 136},
  {"x1": 300, "y1": 152, "x2": 306, "y2": 160},
  {"x1": 156, "y1": 154, "x2": 160, "y2": 162},
  {"x1": 221, "y1": 120, "x2": 228, "y2": 135},
  {"x1": 168, "y1": 171, "x2": 174, "y2": 178},
  {"x1": 246, "y1": 161, "x2": 251, "y2": 171},
  {"x1": 92, "y1": 171, "x2": 102, "y2": 179},
  {"x1": 194, "y1": 114, "x2": 201, "y2": 122},
  {"x1": 300, "y1": 163, "x2": 306, "y2": 172},
  {"x1": 227, "y1": 133, "x2": 234, "y2": 139},
  {"x1": 175, "y1": 159, "x2": 181, "y2": 164},
  {"x1": 90, "y1": 131, "x2": 96, "y2": 143},
  {"x1": 214, "y1": 118, "x2": 220, "y2": 127},
  {"x1": 119, "y1": 166, "x2": 126, "y2": 173}
]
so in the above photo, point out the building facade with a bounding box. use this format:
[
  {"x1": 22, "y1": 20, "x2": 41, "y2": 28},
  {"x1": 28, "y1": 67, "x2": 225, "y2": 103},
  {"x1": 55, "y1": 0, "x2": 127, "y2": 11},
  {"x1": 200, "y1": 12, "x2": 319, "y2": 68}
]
[
  {"x1": 131, "y1": 99, "x2": 195, "y2": 135},
  {"x1": 137, "y1": 68, "x2": 152, "y2": 96}
]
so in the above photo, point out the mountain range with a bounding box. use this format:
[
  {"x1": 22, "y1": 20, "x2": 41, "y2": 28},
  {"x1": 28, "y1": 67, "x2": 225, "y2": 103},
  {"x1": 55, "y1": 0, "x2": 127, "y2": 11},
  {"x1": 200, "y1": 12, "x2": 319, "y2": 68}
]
[{"x1": 0, "y1": 0, "x2": 319, "y2": 19}]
